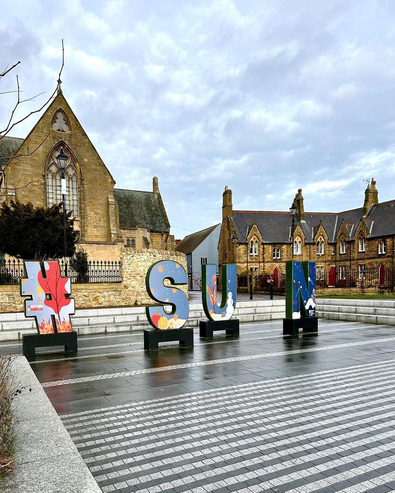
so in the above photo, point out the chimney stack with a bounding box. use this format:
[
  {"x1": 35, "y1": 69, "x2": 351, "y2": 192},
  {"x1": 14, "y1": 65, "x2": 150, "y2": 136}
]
[
  {"x1": 153, "y1": 176, "x2": 159, "y2": 194},
  {"x1": 293, "y1": 188, "x2": 305, "y2": 221},
  {"x1": 222, "y1": 186, "x2": 233, "y2": 221},
  {"x1": 363, "y1": 178, "x2": 378, "y2": 216}
]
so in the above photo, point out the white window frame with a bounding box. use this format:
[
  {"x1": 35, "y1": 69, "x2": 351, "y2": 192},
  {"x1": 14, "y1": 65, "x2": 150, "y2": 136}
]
[
  {"x1": 378, "y1": 241, "x2": 386, "y2": 255},
  {"x1": 359, "y1": 237, "x2": 366, "y2": 252},
  {"x1": 250, "y1": 239, "x2": 258, "y2": 256},
  {"x1": 358, "y1": 264, "x2": 365, "y2": 280},
  {"x1": 272, "y1": 247, "x2": 281, "y2": 259},
  {"x1": 340, "y1": 240, "x2": 346, "y2": 254},
  {"x1": 316, "y1": 240, "x2": 324, "y2": 255},
  {"x1": 294, "y1": 238, "x2": 302, "y2": 256}
]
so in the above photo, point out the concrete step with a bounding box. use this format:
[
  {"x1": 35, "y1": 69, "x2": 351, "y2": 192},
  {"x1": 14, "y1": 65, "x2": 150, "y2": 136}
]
[
  {"x1": 0, "y1": 301, "x2": 286, "y2": 340},
  {"x1": 317, "y1": 310, "x2": 395, "y2": 326},
  {"x1": 317, "y1": 304, "x2": 395, "y2": 316},
  {"x1": 317, "y1": 299, "x2": 395, "y2": 308}
]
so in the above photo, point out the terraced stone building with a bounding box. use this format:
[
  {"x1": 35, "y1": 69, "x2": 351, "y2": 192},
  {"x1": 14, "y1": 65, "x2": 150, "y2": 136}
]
[
  {"x1": 0, "y1": 89, "x2": 174, "y2": 261},
  {"x1": 219, "y1": 180, "x2": 395, "y2": 289}
]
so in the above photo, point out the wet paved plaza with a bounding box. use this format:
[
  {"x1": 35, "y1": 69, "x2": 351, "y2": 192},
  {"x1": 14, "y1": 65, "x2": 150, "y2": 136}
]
[{"x1": 2, "y1": 319, "x2": 395, "y2": 492}]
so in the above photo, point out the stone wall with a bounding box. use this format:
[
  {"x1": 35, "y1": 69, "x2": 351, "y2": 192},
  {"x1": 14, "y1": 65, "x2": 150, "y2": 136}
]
[
  {"x1": 121, "y1": 249, "x2": 187, "y2": 305},
  {"x1": 0, "y1": 250, "x2": 188, "y2": 313}
]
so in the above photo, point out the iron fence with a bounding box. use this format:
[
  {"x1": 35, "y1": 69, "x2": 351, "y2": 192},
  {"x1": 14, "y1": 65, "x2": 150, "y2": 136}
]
[
  {"x1": 238, "y1": 268, "x2": 394, "y2": 293},
  {"x1": 0, "y1": 258, "x2": 122, "y2": 285},
  {"x1": 316, "y1": 268, "x2": 393, "y2": 290}
]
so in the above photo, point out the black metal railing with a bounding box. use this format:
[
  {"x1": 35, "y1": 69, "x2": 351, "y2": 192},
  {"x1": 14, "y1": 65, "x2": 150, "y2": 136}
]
[
  {"x1": 0, "y1": 258, "x2": 122, "y2": 285},
  {"x1": 322, "y1": 268, "x2": 394, "y2": 290}
]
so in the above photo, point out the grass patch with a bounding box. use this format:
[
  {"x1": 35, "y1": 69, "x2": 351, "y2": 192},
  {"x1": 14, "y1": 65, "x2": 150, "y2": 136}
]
[
  {"x1": 317, "y1": 294, "x2": 395, "y2": 299},
  {"x1": 0, "y1": 355, "x2": 15, "y2": 477}
]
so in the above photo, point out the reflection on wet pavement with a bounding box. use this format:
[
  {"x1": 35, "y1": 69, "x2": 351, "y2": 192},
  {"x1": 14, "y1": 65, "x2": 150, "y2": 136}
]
[{"x1": 2, "y1": 319, "x2": 395, "y2": 491}]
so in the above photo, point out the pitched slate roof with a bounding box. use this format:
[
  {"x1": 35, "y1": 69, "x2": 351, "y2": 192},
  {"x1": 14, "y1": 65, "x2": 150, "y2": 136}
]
[
  {"x1": 114, "y1": 188, "x2": 169, "y2": 232},
  {"x1": 366, "y1": 200, "x2": 395, "y2": 238},
  {"x1": 233, "y1": 211, "x2": 294, "y2": 243},
  {"x1": 176, "y1": 224, "x2": 220, "y2": 254},
  {"x1": 0, "y1": 136, "x2": 24, "y2": 169},
  {"x1": 233, "y1": 198, "x2": 395, "y2": 244}
]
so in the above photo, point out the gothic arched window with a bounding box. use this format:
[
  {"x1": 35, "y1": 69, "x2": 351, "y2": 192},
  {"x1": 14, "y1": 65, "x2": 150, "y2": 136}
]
[
  {"x1": 293, "y1": 237, "x2": 302, "y2": 255},
  {"x1": 46, "y1": 146, "x2": 79, "y2": 217},
  {"x1": 52, "y1": 109, "x2": 70, "y2": 132},
  {"x1": 249, "y1": 237, "x2": 259, "y2": 256}
]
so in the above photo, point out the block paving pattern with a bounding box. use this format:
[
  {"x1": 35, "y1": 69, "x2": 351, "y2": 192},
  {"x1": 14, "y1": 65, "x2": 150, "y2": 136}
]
[
  {"x1": 61, "y1": 357, "x2": 395, "y2": 492},
  {"x1": 2, "y1": 319, "x2": 395, "y2": 491}
]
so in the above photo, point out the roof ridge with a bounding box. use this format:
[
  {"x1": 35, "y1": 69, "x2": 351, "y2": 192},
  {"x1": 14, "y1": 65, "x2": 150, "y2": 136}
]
[{"x1": 114, "y1": 188, "x2": 155, "y2": 194}]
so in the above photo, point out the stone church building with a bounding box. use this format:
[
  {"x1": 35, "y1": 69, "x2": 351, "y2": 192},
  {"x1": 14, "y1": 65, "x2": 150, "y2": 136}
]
[
  {"x1": 0, "y1": 89, "x2": 174, "y2": 261},
  {"x1": 219, "y1": 180, "x2": 395, "y2": 289}
]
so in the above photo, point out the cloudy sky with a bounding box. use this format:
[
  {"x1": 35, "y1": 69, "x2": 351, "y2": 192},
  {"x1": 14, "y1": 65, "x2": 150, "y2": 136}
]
[{"x1": 1, "y1": 0, "x2": 395, "y2": 239}]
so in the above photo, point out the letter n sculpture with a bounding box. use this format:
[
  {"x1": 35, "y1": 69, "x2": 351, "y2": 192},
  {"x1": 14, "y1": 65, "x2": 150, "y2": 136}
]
[
  {"x1": 20, "y1": 261, "x2": 77, "y2": 358},
  {"x1": 283, "y1": 261, "x2": 318, "y2": 336},
  {"x1": 199, "y1": 264, "x2": 239, "y2": 338}
]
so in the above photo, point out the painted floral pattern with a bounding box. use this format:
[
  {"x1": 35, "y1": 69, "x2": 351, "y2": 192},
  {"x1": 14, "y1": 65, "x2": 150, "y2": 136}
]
[
  {"x1": 21, "y1": 261, "x2": 75, "y2": 334},
  {"x1": 146, "y1": 261, "x2": 189, "y2": 330}
]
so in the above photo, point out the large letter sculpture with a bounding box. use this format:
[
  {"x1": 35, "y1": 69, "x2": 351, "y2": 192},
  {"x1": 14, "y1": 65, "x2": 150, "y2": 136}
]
[
  {"x1": 200, "y1": 264, "x2": 239, "y2": 338},
  {"x1": 144, "y1": 260, "x2": 193, "y2": 350},
  {"x1": 20, "y1": 261, "x2": 77, "y2": 357},
  {"x1": 283, "y1": 261, "x2": 318, "y2": 336}
]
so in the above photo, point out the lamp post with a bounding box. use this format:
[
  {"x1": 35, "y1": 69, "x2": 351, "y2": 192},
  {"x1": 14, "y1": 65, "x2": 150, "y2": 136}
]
[
  {"x1": 290, "y1": 203, "x2": 296, "y2": 258},
  {"x1": 56, "y1": 147, "x2": 68, "y2": 276}
]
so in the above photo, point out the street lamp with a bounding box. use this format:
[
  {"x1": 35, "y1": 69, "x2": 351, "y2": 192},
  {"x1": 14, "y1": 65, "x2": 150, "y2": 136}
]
[
  {"x1": 289, "y1": 203, "x2": 297, "y2": 258},
  {"x1": 56, "y1": 147, "x2": 68, "y2": 276}
]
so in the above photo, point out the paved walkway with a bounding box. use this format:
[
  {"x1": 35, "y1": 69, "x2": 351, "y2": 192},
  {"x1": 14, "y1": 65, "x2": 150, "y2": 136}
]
[{"x1": 2, "y1": 319, "x2": 395, "y2": 492}]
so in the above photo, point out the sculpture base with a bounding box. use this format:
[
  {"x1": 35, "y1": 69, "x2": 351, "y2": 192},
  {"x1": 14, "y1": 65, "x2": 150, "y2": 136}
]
[
  {"x1": 22, "y1": 331, "x2": 78, "y2": 358},
  {"x1": 144, "y1": 327, "x2": 194, "y2": 350},
  {"x1": 283, "y1": 318, "x2": 318, "y2": 336},
  {"x1": 199, "y1": 319, "x2": 240, "y2": 338}
]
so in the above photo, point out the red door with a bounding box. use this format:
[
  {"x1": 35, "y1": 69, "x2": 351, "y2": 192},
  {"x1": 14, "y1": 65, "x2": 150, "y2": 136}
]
[
  {"x1": 329, "y1": 267, "x2": 336, "y2": 287},
  {"x1": 273, "y1": 268, "x2": 279, "y2": 287},
  {"x1": 380, "y1": 265, "x2": 385, "y2": 286}
]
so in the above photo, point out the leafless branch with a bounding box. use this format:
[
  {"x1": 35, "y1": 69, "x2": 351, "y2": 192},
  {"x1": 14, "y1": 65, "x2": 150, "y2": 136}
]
[
  {"x1": 0, "y1": 132, "x2": 51, "y2": 163},
  {"x1": 0, "y1": 40, "x2": 65, "y2": 139},
  {"x1": 0, "y1": 61, "x2": 20, "y2": 78}
]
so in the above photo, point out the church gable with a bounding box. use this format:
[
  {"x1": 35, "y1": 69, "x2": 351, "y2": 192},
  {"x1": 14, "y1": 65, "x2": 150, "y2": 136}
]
[{"x1": 2, "y1": 90, "x2": 118, "y2": 244}]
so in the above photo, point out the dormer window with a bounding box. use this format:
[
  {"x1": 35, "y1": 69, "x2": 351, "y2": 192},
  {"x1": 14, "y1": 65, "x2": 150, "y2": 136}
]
[
  {"x1": 293, "y1": 237, "x2": 302, "y2": 255},
  {"x1": 358, "y1": 237, "x2": 366, "y2": 253},
  {"x1": 250, "y1": 237, "x2": 258, "y2": 256},
  {"x1": 316, "y1": 237, "x2": 325, "y2": 255},
  {"x1": 340, "y1": 240, "x2": 346, "y2": 254}
]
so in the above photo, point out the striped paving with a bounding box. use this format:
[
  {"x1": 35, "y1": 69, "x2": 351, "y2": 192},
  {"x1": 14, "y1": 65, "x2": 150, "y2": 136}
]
[
  {"x1": 11, "y1": 318, "x2": 395, "y2": 492},
  {"x1": 43, "y1": 334, "x2": 395, "y2": 387},
  {"x1": 60, "y1": 352, "x2": 395, "y2": 491}
]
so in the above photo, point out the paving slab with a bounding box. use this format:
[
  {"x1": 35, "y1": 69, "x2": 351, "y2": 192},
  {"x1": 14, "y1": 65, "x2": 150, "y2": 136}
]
[{"x1": 2, "y1": 317, "x2": 395, "y2": 492}]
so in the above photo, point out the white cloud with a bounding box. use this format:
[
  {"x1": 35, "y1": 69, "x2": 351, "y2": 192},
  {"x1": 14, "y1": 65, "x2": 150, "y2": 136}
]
[{"x1": 2, "y1": 0, "x2": 395, "y2": 238}]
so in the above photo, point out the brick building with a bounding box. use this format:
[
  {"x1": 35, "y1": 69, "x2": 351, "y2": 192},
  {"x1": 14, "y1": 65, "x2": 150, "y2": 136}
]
[
  {"x1": 0, "y1": 89, "x2": 174, "y2": 261},
  {"x1": 218, "y1": 180, "x2": 395, "y2": 289}
]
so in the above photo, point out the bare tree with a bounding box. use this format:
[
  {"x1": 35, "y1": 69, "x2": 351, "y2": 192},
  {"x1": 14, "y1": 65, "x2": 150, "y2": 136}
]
[
  {"x1": 0, "y1": 41, "x2": 65, "y2": 192},
  {"x1": 0, "y1": 40, "x2": 64, "y2": 141}
]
